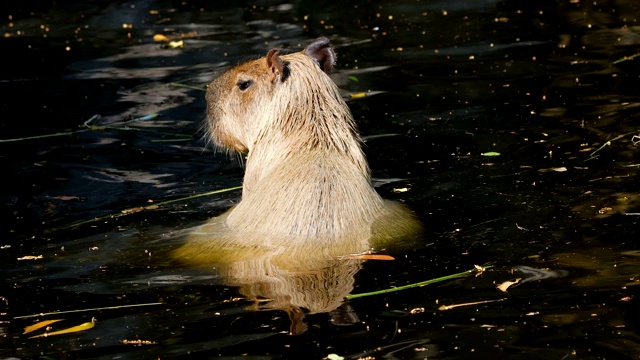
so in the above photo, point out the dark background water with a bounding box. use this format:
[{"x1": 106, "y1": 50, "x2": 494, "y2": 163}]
[{"x1": 1, "y1": 0, "x2": 639, "y2": 359}]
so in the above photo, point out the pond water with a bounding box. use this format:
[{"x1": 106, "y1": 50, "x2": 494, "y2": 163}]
[{"x1": 1, "y1": 0, "x2": 639, "y2": 359}]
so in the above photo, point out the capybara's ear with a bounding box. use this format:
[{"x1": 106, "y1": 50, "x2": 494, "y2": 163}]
[
  {"x1": 304, "y1": 37, "x2": 337, "y2": 74},
  {"x1": 266, "y1": 49, "x2": 284, "y2": 83}
]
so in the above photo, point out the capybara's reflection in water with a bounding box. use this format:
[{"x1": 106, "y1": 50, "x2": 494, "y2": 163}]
[{"x1": 175, "y1": 38, "x2": 422, "y2": 333}]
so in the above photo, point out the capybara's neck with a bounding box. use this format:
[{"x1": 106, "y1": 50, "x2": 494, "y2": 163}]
[
  {"x1": 231, "y1": 116, "x2": 385, "y2": 243},
  {"x1": 229, "y1": 148, "x2": 385, "y2": 243},
  {"x1": 243, "y1": 124, "x2": 370, "y2": 196}
]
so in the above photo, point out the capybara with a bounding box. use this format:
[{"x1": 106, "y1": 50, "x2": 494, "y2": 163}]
[{"x1": 176, "y1": 37, "x2": 421, "y2": 265}]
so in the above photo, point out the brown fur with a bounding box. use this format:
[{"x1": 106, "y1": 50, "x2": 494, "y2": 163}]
[{"x1": 176, "y1": 38, "x2": 421, "y2": 265}]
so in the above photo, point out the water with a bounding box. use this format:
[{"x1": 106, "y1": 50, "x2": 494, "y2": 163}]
[{"x1": 1, "y1": 0, "x2": 639, "y2": 359}]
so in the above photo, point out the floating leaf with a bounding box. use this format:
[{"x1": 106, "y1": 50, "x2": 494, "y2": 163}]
[
  {"x1": 345, "y1": 254, "x2": 395, "y2": 261},
  {"x1": 121, "y1": 207, "x2": 145, "y2": 215},
  {"x1": 161, "y1": 40, "x2": 184, "y2": 49},
  {"x1": 348, "y1": 76, "x2": 359, "y2": 82},
  {"x1": 538, "y1": 167, "x2": 568, "y2": 173},
  {"x1": 481, "y1": 152, "x2": 501, "y2": 156},
  {"x1": 153, "y1": 34, "x2": 169, "y2": 42},
  {"x1": 122, "y1": 339, "x2": 157, "y2": 345},
  {"x1": 153, "y1": 32, "x2": 198, "y2": 43},
  {"x1": 23, "y1": 319, "x2": 63, "y2": 334},
  {"x1": 496, "y1": 278, "x2": 521, "y2": 292},
  {"x1": 439, "y1": 298, "x2": 506, "y2": 311},
  {"x1": 597, "y1": 207, "x2": 614, "y2": 215},
  {"x1": 29, "y1": 318, "x2": 96, "y2": 339},
  {"x1": 17, "y1": 255, "x2": 43, "y2": 261},
  {"x1": 55, "y1": 196, "x2": 80, "y2": 201}
]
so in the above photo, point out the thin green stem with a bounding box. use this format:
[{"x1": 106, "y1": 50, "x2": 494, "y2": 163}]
[
  {"x1": 0, "y1": 113, "x2": 169, "y2": 143},
  {"x1": 169, "y1": 82, "x2": 207, "y2": 91},
  {"x1": 346, "y1": 265, "x2": 491, "y2": 300},
  {"x1": 58, "y1": 185, "x2": 243, "y2": 230},
  {"x1": 588, "y1": 131, "x2": 638, "y2": 159},
  {"x1": 148, "y1": 186, "x2": 243, "y2": 208},
  {"x1": 14, "y1": 302, "x2": 164, "y2": 319},
  {"x1": 613, "y1": 53, "x2": 640, "y2": 64}
]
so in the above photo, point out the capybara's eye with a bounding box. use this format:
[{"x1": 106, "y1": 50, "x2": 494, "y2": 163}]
[{"x1": 236, "y1": 80, "x2": 253, "y2": 91}]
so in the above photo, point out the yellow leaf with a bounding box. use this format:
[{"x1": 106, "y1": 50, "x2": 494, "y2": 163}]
[
  {"x1": 496, "y1": 278, "x2": 521, "y2": 292},
  {"x1": 349, "y1": 92, "x2": 367, "y2": 99},
  {"x1": 163, "y1": 40, "x2": 184, "y2": 49},
  {"x1": 153, "y1": 34, "x2": 169, "y2": 42},
  {"x1": 17, "y1": 255, "x2": 43, "y2": 261},
  {"x1": 439, "y1": 298, "x2": 507, "y2": 311},
  {"x1": 29, "y1": 318, "x2": 96, "y2": 339},
  {"x1": 23, "y1": 319, "x2": 63, "y2": 334},
  {"x1": 121, "y1": 207, "x2": 144, "y2": 214},
  {"x1": 343, "y1": 254, "x2": 395, "y2": 261}
]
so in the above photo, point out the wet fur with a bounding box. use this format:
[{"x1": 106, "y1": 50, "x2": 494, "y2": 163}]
[{"x1": 177, "y1": 38, "x2": 420, "y2": 263}]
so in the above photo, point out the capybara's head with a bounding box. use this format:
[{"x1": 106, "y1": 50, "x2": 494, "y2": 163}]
[{"x1": 205, "y1": 37, "x2": 350, "y2": 153}]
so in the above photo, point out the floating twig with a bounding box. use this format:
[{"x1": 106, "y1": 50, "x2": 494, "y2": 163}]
[
  {"x1": 169, "y1": 82, "x2": 207, "y2": 91},
  {"x1": 14, "y1": 302, "x2": 163, "y2": 319},
  {"x1": 0, "y1": 113, "x2": 178, "y2": 143},
  {"x1": 0, "y1": 130, "x2": 86, "y2": 143},
  {"x1": 613, "y1": 53, "x2": 640, "y2": 64},
  {"x1": 58, "y1": 185, "x2": 243, "y2": 230},
  {"x1": 439, "y1": 298, "x2": 507, "y2": 311}
]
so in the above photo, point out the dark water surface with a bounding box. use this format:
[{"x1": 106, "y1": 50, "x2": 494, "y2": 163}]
[{"x1": 2, "y1": 0, "x2": 639, "y2": 359}]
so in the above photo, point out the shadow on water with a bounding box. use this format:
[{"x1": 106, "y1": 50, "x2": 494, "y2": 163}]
[{"x1": 1, "y1": 0, "x2": 639, "y2": 359}]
